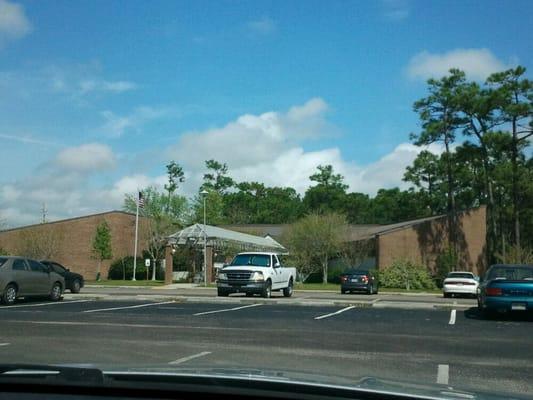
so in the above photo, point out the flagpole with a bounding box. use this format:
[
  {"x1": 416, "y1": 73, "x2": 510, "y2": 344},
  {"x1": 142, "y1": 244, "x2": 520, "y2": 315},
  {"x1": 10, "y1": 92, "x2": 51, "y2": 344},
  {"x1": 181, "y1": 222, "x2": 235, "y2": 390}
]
[{"x1": 132, "y1": 191, "x2": 140, "y2": 281}]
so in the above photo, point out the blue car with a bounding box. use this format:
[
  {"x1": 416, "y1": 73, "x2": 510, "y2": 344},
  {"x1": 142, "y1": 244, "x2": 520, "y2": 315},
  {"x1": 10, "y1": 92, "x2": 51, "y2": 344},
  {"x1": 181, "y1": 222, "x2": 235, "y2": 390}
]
[{"x1": 477, "y1": 264, "x2": 533, "y2": 316}]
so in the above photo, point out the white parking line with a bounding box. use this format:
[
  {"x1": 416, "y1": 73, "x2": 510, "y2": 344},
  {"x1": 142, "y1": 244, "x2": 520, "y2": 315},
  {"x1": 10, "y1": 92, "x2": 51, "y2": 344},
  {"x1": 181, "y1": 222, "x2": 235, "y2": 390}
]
[
  {"x1": 3, "y1": 299, "x2": 91, "y2": 309},
  {"x1": 169, "y1": 351, "x2": 212, "y2": 365},
  {"x1": 314, "y1": 306, "x2": 355, "y2": 320},
  {"x1": 0, "y1": 343, "x2": 10, "y2": 347},
  {"x1": 83, "y1": 301, "x2": 175, "y2": 313},
  {"x1": 437, "y1": 364, "x2": 449, "y2": 385},
  {"x1": 193, "y1": 303, "x2": 261, "y2": 316},
  {"x1": 448, "y1": 309, "x2": 456, "y2": 325}
]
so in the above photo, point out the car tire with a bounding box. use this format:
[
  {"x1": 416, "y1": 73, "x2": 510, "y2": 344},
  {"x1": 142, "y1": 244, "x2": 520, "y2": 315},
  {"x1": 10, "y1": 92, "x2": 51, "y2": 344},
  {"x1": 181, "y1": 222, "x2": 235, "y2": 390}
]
[
  {"x1": 283, "y1": 279, "x2": 293, "y2": 297},
  {"x1": 262, "y1": 281, "x2": 272, "y2": 298},
  {"x1": 71, "y1": 279, "x2": 81, "y2": 294},
  {"x1": 2, "y1": 284, "x2": 17, "y2": 306},
  {"x1": 217, "y1": 288, "x2": 229, "y2": 297},
  {"x1": 49, "y1": 282, "x2": 62, "y2": 301},
  {"x1": 443, "y1": 293, "x2": 450, "y2": 298},
  {"x1": 341, "y1": 289, "x2": 347, "y2": 294},
  {"x1": 367, "y1": 285, "x2": 374, "y2": 295}
]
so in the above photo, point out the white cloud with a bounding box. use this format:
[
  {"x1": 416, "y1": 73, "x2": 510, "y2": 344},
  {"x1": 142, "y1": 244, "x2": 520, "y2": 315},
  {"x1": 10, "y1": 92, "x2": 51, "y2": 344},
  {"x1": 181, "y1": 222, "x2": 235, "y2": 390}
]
[
  {"x1": 0, "y1": 100, "x2": 444, "y2": 227},
  {"x1": 382, "y1": 0, "x2": 409, "y2": 21},
  {"x1": 406, "y1": 48, "x2": 512, "y2": 81},
  {"x1": 0, "y1": 132, "x2": 57, "y2": 146},
  {"x1": 0, "y1": 0, "x2": 32, "y2": 47},
  {"x1": 79, "y1": 79, "x2": 137, "y2": 94},
  {"x1": 247, "y1": 17, "x2": 277, "y2": 35},
  {"x1": 55, "y1": 143, "x2": 116, "y2": 173},
  {"x1": 100, "y1": 106, "x2": 175, "y2": 137}
]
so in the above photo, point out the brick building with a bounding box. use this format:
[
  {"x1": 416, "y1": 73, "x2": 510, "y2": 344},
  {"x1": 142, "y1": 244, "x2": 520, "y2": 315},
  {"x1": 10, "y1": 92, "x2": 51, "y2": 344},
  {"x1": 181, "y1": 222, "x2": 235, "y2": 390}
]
[
  {"x1": 222, "y1": 206, "x2": 487, "y2": 275},
  {"x1": 0, "y1": 211, "x2": 148, "y2": 280}
]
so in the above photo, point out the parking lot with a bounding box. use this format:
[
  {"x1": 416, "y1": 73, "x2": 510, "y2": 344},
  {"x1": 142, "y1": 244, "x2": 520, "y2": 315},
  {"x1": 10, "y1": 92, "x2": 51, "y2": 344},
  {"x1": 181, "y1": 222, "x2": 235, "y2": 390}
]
[{"x1": 0, "y1": 297, "x2": 532, "y2": 396}]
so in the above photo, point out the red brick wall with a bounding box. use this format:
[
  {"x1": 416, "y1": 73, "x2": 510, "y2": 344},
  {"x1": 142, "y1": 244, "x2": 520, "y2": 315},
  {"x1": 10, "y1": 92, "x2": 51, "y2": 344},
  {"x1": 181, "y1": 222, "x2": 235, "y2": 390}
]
[
  {"x1": 0, "y1": 212, "x2": 149, "y2": 280},
  {"x1": 377, "y1": 206, "x2": 487, "y2": 275}
]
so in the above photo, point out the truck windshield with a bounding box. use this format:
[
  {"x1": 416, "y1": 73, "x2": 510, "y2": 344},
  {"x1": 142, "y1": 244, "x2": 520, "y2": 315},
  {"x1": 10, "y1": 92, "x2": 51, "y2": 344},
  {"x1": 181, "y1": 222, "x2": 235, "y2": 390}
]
[{"x1": 230, "y1": 254, "x2": 271, "y2": 267}]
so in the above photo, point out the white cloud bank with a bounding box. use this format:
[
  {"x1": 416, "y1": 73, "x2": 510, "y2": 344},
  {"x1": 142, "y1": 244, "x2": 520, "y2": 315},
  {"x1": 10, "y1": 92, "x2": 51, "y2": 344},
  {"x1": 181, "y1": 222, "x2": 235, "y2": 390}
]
[
  {"x1": 1, "y1": 99, "x2": 442, "y2": 227},
  {"x1": 406, "y1": 48, "x2": 513, "y2": 81},
  {"x1": 0, "y1": 0, "x2": 32, "y2": 47}
]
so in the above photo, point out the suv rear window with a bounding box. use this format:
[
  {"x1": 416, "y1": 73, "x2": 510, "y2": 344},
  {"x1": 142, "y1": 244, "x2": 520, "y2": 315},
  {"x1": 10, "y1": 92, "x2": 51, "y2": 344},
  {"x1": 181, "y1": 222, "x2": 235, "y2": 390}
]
[
  {"x1": 488, "y1": 267, "x2": 533, "y2": 281},
  {"x1": 0, "y1": 257, "x2": 8, "y2": 268}
]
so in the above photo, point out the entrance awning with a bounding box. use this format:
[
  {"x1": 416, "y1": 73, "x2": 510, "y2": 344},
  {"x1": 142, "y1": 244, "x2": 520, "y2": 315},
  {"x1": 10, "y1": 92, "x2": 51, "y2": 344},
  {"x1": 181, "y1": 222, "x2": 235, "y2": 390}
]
[{"x1": 167, "y1": 224, "x2": 287, "y2": 253}]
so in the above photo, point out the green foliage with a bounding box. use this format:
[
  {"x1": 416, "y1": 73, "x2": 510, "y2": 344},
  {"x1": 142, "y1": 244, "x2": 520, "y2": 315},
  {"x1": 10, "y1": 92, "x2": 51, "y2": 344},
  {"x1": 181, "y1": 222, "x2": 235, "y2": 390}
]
[
  {"x1": 91, "y1": 221, "x2": 113, "y2": 261},
  {"x1": 303, "y1": 164, "x2": 348, "y2": 213},
  {"x1": 495, "y1": 243, "x2": 533, "y2": 264},
  {"x1": 0, "y1": 247, "x2": 9, "y2": 256},
  {"x1": 108, "y1": 256, "x2": 148, "y2": 280},
  {"x1": 201, "y1": 159, "x2": 234, "y2": 194},
  {"x1": 379, "y1": 259, "x2": 436, "y2": 290},
  {"x1": 435, "y1": 247, "x2": 459, "y2": 287},
  {"x1": 282, "y1": 212, "x2": 348, "y2": 284}
]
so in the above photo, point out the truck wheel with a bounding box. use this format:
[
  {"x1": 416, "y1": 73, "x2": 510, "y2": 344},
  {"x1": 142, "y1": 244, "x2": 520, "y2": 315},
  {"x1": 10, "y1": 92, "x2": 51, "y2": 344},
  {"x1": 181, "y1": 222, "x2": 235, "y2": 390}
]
[
  {"x1": 262, "y1": 281, "x2": 272, "y2": 298},
  {"x1": 217, "y1": 288, "x2": 229, "y2": 297},
  {"x1": 283, "y1": 279, "x2": 293, "y2": 297}
]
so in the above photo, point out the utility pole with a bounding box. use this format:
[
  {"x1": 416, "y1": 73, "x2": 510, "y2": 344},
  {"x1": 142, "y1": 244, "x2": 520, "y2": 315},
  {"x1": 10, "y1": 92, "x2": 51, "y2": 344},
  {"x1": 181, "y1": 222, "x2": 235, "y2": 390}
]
[{"x1": 41, "y1": 203, "x2": 47, "y2": 224}]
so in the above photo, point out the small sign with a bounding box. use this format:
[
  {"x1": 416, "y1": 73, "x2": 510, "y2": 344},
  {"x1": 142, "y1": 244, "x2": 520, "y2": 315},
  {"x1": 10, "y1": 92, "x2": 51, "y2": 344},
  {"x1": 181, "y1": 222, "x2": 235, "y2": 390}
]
[{"x1": 145, "y1": 259, "x2": 151, "y2": 267}]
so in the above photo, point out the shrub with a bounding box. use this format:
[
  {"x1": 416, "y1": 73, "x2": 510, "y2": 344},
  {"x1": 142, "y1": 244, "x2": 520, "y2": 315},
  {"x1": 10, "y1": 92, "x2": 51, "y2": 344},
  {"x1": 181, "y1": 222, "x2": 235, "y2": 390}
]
[
  {"x1": 380, "y1": 259, "x2": 436, "y2": 290},
  {"x1": 108, "y1": 256, "x2": 148, "y2": 280}
]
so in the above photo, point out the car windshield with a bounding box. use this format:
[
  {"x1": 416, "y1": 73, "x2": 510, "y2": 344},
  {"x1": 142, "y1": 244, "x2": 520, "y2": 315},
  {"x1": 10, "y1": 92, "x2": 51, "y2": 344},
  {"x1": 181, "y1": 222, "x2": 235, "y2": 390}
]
[
  {"x1": 0, "y1": 1, "x2": 531, "y2": 398},
  {"x1": 447, "y1": 273, "x2": 474, "y2": 279},
  {"x1": 488, "y1": 267, "x2": 533, "y2": 281},
  {"x1": 230, "y1": 254, "x2": 271, "y2": 267}
]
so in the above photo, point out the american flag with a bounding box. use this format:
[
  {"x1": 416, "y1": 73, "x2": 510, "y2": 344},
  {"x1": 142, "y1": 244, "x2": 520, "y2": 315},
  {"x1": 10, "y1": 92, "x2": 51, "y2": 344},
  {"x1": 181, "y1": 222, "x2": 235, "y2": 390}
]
[{"x1": 138, "y1": 191, "x2": 145, "y2": 209}]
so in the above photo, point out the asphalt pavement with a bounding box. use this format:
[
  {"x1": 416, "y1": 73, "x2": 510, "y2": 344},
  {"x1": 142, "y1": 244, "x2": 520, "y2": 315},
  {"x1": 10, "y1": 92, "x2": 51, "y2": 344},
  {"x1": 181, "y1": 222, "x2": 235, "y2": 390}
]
[
  {"x1": 1, "y1": 296, "x2": 532, "y2": 397},
  {"x1": 75, "y1": 285, "x2": 478, "y2": 309}
]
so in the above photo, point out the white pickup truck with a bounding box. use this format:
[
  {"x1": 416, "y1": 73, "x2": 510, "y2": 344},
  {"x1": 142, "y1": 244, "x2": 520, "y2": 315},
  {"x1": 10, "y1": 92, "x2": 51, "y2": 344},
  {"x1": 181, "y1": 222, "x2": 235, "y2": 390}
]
[{"x1": 216, "y1": 252, "x2": 296, "y2": 298}]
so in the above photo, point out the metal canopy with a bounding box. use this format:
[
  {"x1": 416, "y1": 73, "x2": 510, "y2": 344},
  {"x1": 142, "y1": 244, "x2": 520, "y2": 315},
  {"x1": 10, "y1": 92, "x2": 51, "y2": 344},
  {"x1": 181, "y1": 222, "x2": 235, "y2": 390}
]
[{"x1": 167, "y1": 224, "x2": 286, "y2": 253}]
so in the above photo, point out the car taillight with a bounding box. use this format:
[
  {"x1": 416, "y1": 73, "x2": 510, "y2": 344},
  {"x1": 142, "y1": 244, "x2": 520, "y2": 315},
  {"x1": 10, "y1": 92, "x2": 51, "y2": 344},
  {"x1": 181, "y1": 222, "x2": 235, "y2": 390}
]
[
  {"x1": 486, "y1": 287, "x2": 502, "y2": 296},
  {"x1": 340, "y1": 276, "x2": 347, "y2": 282},
  {"x1": 362, "y1": 275, "x2": 369, "y2": 283}
]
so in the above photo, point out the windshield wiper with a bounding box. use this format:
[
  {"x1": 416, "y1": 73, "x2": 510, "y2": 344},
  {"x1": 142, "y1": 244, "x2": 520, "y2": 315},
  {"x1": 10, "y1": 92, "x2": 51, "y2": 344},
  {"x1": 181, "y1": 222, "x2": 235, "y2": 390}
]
[{"x1": 0, "y1": 364, "x2": 104, "y2": 384}]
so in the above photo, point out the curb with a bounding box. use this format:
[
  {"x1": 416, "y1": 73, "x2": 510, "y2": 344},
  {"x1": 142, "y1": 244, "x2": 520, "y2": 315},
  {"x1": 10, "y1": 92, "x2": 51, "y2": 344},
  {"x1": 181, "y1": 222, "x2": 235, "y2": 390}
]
[{"x1": 63, "y1": 293, "x2": 473, "y2": 310}]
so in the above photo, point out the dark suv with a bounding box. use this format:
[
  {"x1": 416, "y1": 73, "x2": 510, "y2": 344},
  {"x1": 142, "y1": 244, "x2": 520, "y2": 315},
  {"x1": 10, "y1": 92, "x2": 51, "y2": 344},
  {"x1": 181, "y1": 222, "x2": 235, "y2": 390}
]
[
  {"x1": 340, "y1": 269, "x2": 379, "y2": 294},
  {"x1": 40, "y1": 260, "x2": 84, "y2": 293}
]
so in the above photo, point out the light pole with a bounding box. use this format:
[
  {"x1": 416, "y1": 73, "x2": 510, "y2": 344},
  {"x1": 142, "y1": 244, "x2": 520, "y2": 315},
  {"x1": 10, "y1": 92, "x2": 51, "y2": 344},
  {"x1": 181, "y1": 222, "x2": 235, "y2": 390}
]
[{"x1": 200, "y1": 190, "x2": 209, "y2": 286}]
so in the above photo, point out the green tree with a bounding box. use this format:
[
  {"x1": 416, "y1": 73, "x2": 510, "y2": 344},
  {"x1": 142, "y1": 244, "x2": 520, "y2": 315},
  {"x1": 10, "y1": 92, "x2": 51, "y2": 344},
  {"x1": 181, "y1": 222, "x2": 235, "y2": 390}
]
[
  {"x1": 164, "y1": 161, "x2": 185, "y2": 213},
  {"x1": 282, "y1": 212, "x2": 347, "y2": 284},
  {"x1": 303, "y1": 165, "x2": 348, "y2": 213},
  {"x1": 411, "y1": 69, "x2": 467, "y2": 250},
  {"x1": 91, "y1": 221, "x2": 113, "y2": 281},
  {"x1": 201, "y1": 159, "x2": 234, "y2": 194},
  {"x1": 124, "y1": 187, "x2": 187, "y2": 278},
  {"x1": 487, "y1": 66, "x2": 532, "y2": 249},
  {"x1": 403, "y1": 150, "x2": 445, "y2": 215}
]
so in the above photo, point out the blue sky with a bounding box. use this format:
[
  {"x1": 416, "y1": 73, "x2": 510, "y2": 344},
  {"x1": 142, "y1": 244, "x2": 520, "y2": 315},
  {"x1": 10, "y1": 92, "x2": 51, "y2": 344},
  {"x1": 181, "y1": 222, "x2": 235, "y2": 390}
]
[{"x1": 0, "y1": 0, "x2": 532, "y2": 226}]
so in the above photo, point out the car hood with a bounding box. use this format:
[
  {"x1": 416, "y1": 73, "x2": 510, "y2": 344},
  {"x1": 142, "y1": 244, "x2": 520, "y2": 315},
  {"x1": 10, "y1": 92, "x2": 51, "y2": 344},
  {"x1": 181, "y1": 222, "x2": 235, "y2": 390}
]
[
  {"x1": 221, "y1": 266, "x2": 269, "y2": 273},
  {"x1": 66, "y1": 365, "x2": 533, "y2": 399},
  {"x1": 1, "y1": 364, "x2": 528, "y2": 400}
]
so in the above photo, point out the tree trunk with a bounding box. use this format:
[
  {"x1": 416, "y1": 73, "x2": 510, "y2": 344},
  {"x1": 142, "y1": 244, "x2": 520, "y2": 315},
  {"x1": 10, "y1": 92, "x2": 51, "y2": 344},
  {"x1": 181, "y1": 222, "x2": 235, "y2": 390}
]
[
  {"x1": 478, "y1": 139, "x2": 497, "y2": 264},
  {"x1": 511, "y1": 117, "x2": 520, "y2": 250},
  {"x1": 322, "y1": 256, "x2": 328, "y2": 284},
  {"x1": 444, "y1": 138, "x2": 456, "y2": 252},
  {"x1": 97, "y1": 259, "x2": 101, "y2": 281}
]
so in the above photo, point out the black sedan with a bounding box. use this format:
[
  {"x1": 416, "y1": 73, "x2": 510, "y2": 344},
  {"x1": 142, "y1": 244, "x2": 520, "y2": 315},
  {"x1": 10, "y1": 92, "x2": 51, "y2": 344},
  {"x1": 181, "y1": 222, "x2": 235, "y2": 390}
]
[
  {"x1": 40, "y1": 260, "x2": 84, "y2": 293},
  {"x1": 340, "y1": 269, "x2": 378, "y2": 294}
]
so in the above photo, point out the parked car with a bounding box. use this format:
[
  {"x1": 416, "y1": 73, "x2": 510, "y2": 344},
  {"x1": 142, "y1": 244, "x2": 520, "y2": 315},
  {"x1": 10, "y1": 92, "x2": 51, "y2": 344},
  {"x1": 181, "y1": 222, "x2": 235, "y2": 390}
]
[
  {"x1": 340, "y1": 269, "x2": 378, "y2": 294},
  {"x1": 40, "y1": 260, "x2": 84, "y2": 293},
  {"x1": 477, "y1": 264, "x2": 533, "y2": 316},
  {"x1": 442, "y1": 271, "x2": 479, "y2": 298},
  {"x1": 0, "y1": 256, "x2": 65, "y2": 305}
]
